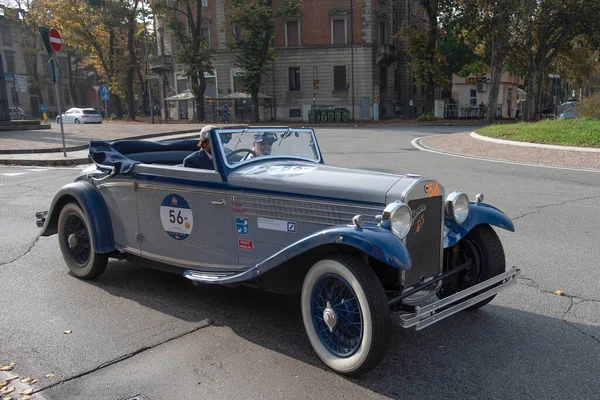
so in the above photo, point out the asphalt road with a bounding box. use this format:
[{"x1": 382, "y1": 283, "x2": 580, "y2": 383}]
[{"x1": 0, "y1": 126, "x2": 599, "y2": 400}]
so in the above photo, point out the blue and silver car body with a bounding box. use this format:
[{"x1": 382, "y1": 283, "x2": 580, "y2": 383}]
[{"x1": 38, "y1": 127, "x2": 520, "y2": 375}]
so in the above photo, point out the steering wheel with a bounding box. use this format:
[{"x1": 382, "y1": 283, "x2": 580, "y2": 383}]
[{"x1": 226, "y1": 148, "x2": 257, "y2": 162}]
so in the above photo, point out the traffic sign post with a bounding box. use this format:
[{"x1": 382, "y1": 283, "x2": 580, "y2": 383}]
[{"x1": 53, "y1": 53, "x2": 66, "y2": 157}]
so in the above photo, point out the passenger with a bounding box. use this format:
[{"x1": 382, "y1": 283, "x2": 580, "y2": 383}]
[{"x1": 183, "y1": 125, "x2": 217, "y2": 170}]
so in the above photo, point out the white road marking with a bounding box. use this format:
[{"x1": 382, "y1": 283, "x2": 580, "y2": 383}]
[
  {"x1": 411, "y1": 137, "x2": 600, "y2": 174},
  {"x1": 1, "y1": 172, "x2": 28, "y2": 176}
]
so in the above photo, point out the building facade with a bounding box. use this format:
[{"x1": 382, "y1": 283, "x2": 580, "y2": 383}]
[
  {"x1": 152, "y1": 0, "x2": 432, "y2": 122},
  {"x1": 0, "y1": 7, "x2": 95, "y2": 120}
]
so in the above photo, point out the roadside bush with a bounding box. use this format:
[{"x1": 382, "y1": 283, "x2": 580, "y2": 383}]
[
  {"x1": 577, "y1": 93, "x2": 600, "y2": 119},
  {"x1": 417, "y1": 113, "x2": 438, "y2": 122},
  {"x1": 109, "y1": 113, "x2": 118, "y2": 120}
]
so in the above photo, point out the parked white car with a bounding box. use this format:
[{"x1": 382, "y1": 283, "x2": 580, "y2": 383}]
[
  {"x1": 9, "y1": 107, "x2": 26, "y2": 120},
  {"x1": 56, "y1": 108, "x2": 103, "y2": 124}
]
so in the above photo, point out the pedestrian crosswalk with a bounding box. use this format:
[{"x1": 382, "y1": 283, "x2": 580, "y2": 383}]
[{"x1": 0, "y1": 166, "x2": 86, "y2": 178}]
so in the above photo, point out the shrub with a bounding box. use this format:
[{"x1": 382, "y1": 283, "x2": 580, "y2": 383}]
[
  {"x1": 577, "y1": 93, "x2": 600, "y2": 120},
  {"x1": 417, "y1": 113, "x2": 438, "y2": 122}
]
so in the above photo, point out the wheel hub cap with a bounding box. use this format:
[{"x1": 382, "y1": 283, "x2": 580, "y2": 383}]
[
  {"x1": 323, "y1": 301, "x2": 337, "y2": 332},
  {"x1": 68, "y1": 233, "x2": 78, "y2": 249}
]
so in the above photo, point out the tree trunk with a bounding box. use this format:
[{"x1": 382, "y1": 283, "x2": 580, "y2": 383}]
[
  {"x1": 251, "y1": 90, "x2": 259, "y2": 122},
  {"x1": 524, "y1": 67, "x2": 539, "y2": 121},
  {"x1": 424, "y1": 0, "x2": 438, "y2": 114},
  {"x1": 193, "y1": 70, "x2": 207, "y2": 121},
  {"x1": 126, "y1": 20, "x2": 136, "y2": 120}
]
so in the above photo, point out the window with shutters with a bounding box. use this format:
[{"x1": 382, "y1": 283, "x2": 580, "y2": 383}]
[
  {"x1": 333, "y1": 66, "x2": 346, "y2": 91},
  {"x1": 332, "y1": 19, "x2": 346, "y2": 44},
  {"x1": 288, "y1": 67, "x2": 301, "y2": 92},
  {"x1": 1, "y1": 27, "x2": 11, "y2": 46},
  {"x1": 286, "y1": 21, "x2": 300, "y2": 46},
  {"x1": 5, "y1": 52, "x2": 15, "y2": 74}
]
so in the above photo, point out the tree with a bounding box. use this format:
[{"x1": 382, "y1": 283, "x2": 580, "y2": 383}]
[
  {"x1": 515, "y1": 0, "x2": 600, "y2": 120},
  {"x1": 40, "y1": 0, "x2": 131, "y2": 118},
  {"x1": 152, "y1": 0, "x2": 213, "y2": 121},
  {"x1": 228, "y1": 0, "x2": 302, "y2": 122},
  {"x1": 397, "y1": 1, "x2": 451, "y2": 114}
]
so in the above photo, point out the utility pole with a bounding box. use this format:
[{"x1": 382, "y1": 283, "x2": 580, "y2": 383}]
[{"x1": 142, "y1": 1, "x2": 154, "y2": 124}]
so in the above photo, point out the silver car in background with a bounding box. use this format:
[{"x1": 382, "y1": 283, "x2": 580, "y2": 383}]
[{"x1": 56, "y1": 108, "x2": 103, "y2": 124}]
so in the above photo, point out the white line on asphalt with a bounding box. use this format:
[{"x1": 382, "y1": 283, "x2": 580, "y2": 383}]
[
  {"x1": 1, "y1": 172, "x2": 28, "y2": 176},
  {"x1": 411, "y1": 137, "x2": 600, "y2": 173}
]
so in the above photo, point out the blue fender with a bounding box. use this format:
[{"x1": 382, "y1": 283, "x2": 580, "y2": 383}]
[
  {"x1": 444, "y1": 202, "x2": 515, "y2": 248},
  {"x1": 202, "y1": 224, "x2": 412, "y2": 284},
  {"x1": 40, "y1": 181, "x2": 115, "y2": 254}
]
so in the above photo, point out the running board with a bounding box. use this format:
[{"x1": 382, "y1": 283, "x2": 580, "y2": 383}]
[
  {"x1": 183, "y1": 268, "x2": 251, "y2": 283},
  {"x1": 398, "y1": 267, "x2": 521, "y2": 330}
]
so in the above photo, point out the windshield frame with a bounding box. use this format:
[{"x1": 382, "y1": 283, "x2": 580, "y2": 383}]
[{"x1": 214, "y1": 127, "x2": 323, "y2": 169}]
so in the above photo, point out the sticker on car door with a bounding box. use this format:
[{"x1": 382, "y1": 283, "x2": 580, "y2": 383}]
[{"x1": 160, "y1": 194, "x2": 194, "y2": 240}]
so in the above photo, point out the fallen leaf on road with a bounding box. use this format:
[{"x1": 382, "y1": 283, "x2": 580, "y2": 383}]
[
  {"x1": 554, "y1": 290, "x2": 564, "y2": 296},
  {"x1": 0, "y1": 387, "x2": 14, "y2": 395},
  {"x1": 18, "y1": 396, "x2": 32, "y2": 400},
  {"x1": 9, "y1": 363, "x2": 15, "y2": 367},
  {"x1": 4, "y1": 377, "x2": 18, "y2": 383},
  {"x1": 0, "y1": 367, "x2": 13, "y2": 372},
  {"x1": 19, "y1": 379, "x2": 31, "y2": 384},
  {"x1": 0, "y1": 382, "x2": 6, "y2": 389},
  {"x1": 63, "y1": 330, "x2": 72, "y2": 334},
  {"x1": 2, "y1": 396, "x2": 13, "y2": 400},
  {"x1": 44, "y1": 374, "x2": 55, "y2": 378},
  {"x1": 30, "y1": 380, "x2": 37, "y2": 385},
  {"x1": 18, "y1": 389, "x2": 32, "y2": 396}
]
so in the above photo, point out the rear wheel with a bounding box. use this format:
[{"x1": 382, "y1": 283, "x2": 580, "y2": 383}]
[
  {"x1": 301, "y1": 254, "x2": 389, "y2": 376},
  {"x1": 439, "y1": 224, "x2": 506, "y2": 310},
  {"x1": 57, "y1": 203, "x2": 108, "y2": 280},
  {"x1": 74, "y1": 118, "x2": 81, "y2": 124}
]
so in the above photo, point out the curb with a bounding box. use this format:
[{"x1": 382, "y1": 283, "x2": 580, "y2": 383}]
[{"x1": 471, "y1": 132, "x2": 600, "y2": 153}]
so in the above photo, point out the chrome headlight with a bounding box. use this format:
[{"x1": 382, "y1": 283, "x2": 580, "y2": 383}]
[
  {"x1": 382, "y1": 201, "x2": 412, "y2": 239},
  {"x1": 446, "y1": 191, "x2": 470, "y2": 224}
]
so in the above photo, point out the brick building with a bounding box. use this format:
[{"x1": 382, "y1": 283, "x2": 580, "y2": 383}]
[{"x1": 152, "y1": 0, "x2": 433, "y2": 122}]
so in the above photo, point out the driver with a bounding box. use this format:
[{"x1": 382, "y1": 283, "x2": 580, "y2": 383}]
[
  {"x1": 250, "y1": 132, "x2": 277, "y2": 157},
  {"x1": 183, "y1": 125, "x2": 217, "y2": 170}
]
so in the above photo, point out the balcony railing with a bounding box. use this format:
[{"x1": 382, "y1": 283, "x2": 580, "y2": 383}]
[{"x1": 149, "y1": 55, "x2": 173, "y2": 72}]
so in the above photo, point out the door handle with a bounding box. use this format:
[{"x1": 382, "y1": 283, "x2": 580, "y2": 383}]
[{"x1": 211, "y1": 200, "x2": 226, "y2": 206}]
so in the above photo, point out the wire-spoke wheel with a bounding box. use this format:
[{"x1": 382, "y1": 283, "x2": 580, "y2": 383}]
[
  {"x1": 301, "y1": 254, "x2": 389, "y2": 376},
  {"x1": 58, "y1": 203, "x2": 108, "y2": 280}
]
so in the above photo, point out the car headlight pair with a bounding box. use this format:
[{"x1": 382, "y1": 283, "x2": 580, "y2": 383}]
[{"x1": 382, "y1": 191, "x2": 470, "y2": 239}]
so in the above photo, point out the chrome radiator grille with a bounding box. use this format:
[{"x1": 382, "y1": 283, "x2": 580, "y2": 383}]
[{"x1": 403, "y1": 196, "x2": 443, "y2": 286}]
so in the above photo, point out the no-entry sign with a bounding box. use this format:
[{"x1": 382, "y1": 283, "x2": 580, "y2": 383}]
[{"x1": 49, "y1": 28, "x2": 62, "y2": 52}]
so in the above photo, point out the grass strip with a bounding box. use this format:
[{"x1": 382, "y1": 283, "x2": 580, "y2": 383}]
[{"x1": 476, "y1": 118, "x2": 600, "y2": 148}]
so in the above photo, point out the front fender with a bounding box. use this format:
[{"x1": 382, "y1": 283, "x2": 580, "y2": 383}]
[
  {"x1": 40, "y1": 181, "x2": 115, "y2": 254},
  {"x1": 444, "y1": 202, "x2": 515, "y2": 248}
]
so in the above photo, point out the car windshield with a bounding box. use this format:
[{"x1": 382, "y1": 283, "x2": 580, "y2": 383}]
[{"x1": 216, "y1": 128, "x2": 321, "y2": 167}]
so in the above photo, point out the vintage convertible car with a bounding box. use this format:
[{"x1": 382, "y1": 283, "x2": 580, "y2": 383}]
[{"x1": 36, "y1": 127, "x2": 520, "y2": 375}]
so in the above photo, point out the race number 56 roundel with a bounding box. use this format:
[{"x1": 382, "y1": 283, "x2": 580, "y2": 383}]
[{"x1": 160, "y1": 194, "x2": 194, "y2": 240}]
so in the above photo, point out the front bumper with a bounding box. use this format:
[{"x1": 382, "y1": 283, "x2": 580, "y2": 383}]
[{"x1": 398, "y1": 267, "x2": 520, "y2": 330}]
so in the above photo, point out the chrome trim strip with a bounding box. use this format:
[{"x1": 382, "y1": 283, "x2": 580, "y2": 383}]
[
  {"x1": 136, "y1": 183, "x2": 383, "y2": 211},
  {"x1": 398, "y1": 267, "x2": 521, "y2": 330},
  {"x1": 184, "y1": 270, "x2": 241, "y2": 282},
  {"x1": 97, "y1": 182, "x2": 134, "y2": 189},
  {"x1": 137, "y1": 249, "x2": 244, "y2": 271}
]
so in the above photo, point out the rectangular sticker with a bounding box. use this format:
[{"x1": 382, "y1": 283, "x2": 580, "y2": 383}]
[
  {"x1": 236, "y1": 217, "x2": 249, "y2": 235},
  {"x1": 257, "y1": 217, "x2": 296, "y2": 233},
  {"x1": 238, "y1": 239, "x2": 253, "y2": 251}
]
